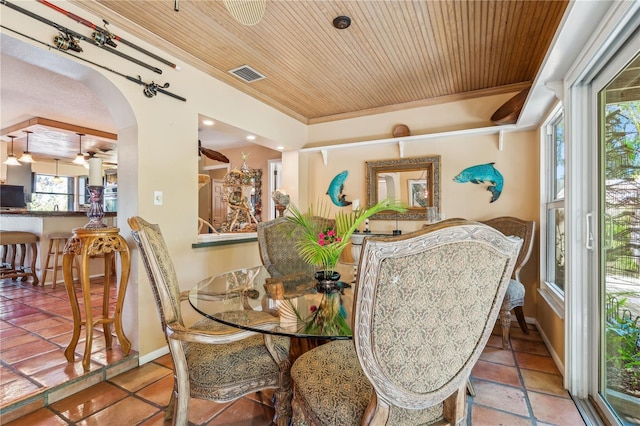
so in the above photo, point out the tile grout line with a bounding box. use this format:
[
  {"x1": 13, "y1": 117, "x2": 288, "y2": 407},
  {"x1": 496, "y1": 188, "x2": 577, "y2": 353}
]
[{"x1": 0, "y1": 278, "x2": 137, "y2": 419}]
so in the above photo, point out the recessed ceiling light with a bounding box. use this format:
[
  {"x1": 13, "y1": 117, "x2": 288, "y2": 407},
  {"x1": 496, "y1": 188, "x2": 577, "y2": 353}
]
[
  {"x1": 333, "y1": 16, "x2": 351, "y2": 29},
  {"x1": 246, "y1": 135, "x2": 256, "y2": 140},
  {"x1": 203, "y1": 119, "x2": 214, "y2": 126},
  {"x1": 276, "y1": 146, "x2": 284, "y2": 150}
]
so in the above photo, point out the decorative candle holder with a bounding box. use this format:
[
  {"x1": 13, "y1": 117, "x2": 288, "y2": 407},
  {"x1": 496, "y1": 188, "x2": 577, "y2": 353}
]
[
  {"x1": 393, "y1": 214, "x2": 401, "y2": 235},
  {"x1": 85, "y1": 185, "x2": 107, "y2": 228}
]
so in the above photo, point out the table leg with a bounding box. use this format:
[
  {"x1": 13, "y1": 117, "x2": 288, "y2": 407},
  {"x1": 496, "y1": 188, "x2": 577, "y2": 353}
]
[
  {"x1": 63, "y1": 254, "x2": 81, "y2": 362},
  {"x1": 114, "y1": 245, "x2": 131, "y2": 355},
  {"x1": 263, "y1": 334, "x2": 292, "y2": 426},
  {"x1": 80, "y1": 248, "x2": 94, "y2": 371},
  {"x1": 102, "y1": 252, "x2": 113, "y2": 349}
]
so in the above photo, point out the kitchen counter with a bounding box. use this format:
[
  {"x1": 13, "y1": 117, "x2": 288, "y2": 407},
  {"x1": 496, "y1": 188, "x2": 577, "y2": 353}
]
[{"x1": 0, "y1": 212, "x2": 117, "y2": 285}]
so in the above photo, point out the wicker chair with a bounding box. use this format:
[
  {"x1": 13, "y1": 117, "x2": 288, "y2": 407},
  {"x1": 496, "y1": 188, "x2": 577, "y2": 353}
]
[
  {"x1": 481, "y1": 217, "x2": 535, "y2": 349},
  {"x1": 290, "y1": 220, "x2": 521, "y2": 426},
  {"x1": 128, "y1": 216, "x2": 290, "y2": 425}
]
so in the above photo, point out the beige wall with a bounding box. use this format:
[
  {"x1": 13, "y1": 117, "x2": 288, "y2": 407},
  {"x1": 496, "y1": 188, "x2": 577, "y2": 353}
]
[
  {"x1": 2, "y1": 0, "x2": 307, "y2": 357},
  {"x1": 301, "y1": 123, "x2": 540, "y2": 321},
  {"x1": 2, "y1": 1, "x2": 558, "y2": 361}
]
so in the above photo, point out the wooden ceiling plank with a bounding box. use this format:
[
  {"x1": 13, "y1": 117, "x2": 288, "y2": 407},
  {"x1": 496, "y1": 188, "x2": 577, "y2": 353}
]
[
  {"x1": 411, "y1": 2, "x2": 440, "y2": 99},
  {"x1": 377, "y1": 4, "x2": 424, "y2": 101},
  {"x1": 480, "y1": 1, "x2": 492, "y2": 90},
  {"x1": 422, "y1": 2, "x2": 452, "y2": 96},
  {"x1": 71, "y1": 0, "x2": 568, "y2": 123},
  {"x1": 526, "y1": 2, "x2": 567, "y2": 79},
  {"x1": 359, "y1": 2, "x2": 416, "y2": 102},
  {"x1": 502, "y1": 1, "x2": 529, "y2": 85}
]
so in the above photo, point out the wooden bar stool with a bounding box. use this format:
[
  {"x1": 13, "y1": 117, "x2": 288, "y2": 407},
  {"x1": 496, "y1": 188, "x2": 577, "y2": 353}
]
[
  {"x1": 42, "y1": 232, "x2": 78, "y2": 288},
  {"x1": 0, "y1": 231, "x2": 39, "y2": 285}
]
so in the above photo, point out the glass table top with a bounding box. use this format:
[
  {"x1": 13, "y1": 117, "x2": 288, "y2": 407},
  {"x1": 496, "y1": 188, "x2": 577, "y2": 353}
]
[{"x1": 189, "y1": 265, "x2": 354, "y2": 339}]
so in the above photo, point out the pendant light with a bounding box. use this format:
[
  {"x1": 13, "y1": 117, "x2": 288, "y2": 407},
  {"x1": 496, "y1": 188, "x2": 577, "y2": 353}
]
[
  {"x1": 72, "y1": 133, "x2": 86, "y2": 165},
  {"x1": 3, "y1": 135, "x2": 21, "y2": 166},
  {"x1": 18, "y1": 130, "x2": 35, "y2": 163},
  {"x1": 53, "y1": 158, "x2": 63, "y2": 183}
]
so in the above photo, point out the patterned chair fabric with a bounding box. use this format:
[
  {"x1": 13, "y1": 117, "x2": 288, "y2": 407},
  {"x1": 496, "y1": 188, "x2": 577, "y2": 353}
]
[
  {"x1": 257, "y1": 216, "x2": 334, "y2": 277},
  {"x1": 291, "y1": 220, "x2": 521, "y2": 425},
  {"x1": 128, "y1": 216, "x2": 289, "y2": 425},
  {"x1": 480, "y1": 217, "x2": 535, "y2": 349}
]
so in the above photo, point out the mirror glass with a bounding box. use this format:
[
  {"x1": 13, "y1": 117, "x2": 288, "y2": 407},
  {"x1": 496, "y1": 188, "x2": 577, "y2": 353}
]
[{"x1": 366, "y1": 156, "x2": 440, "y2": 220}]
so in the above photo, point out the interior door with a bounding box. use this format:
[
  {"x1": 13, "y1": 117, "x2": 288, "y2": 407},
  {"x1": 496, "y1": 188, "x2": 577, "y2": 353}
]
[{"x1": 212, "y1": 179, "x2": 225, "y2": 228}]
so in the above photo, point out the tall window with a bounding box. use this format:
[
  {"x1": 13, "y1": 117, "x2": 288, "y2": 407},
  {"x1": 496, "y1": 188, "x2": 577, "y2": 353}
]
[
  {"x1": 545, "y1": 110, "x2": 565, "y2": 294},
  {"x1": 30, "y1": 173, "x2": 74, "y2": 211}
]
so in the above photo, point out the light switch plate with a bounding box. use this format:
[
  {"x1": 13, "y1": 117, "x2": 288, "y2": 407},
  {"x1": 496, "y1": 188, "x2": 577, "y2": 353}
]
[{"x1": 154, "y1": 191, "x2": 163, "y2": 205}]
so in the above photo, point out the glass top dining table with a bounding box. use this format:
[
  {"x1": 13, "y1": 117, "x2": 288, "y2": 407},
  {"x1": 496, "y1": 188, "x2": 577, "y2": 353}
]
[{"x1": 188, "y1": 265, "x2": 354, "y2": 339}]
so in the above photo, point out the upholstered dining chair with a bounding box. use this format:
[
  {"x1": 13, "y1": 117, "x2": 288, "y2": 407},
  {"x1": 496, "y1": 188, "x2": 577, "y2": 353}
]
[
  {"x1": 290, "y1": 220, "x2": 521, "y2": 426},
  {"x1": 257, "y1": 216, "x2": 335, "y2": 277},
  {"x1": 128, "y1": 216, "x2": 290, "y2": 425},
  {"x1": 480, "y1": 216, "x2": 535, "y2": 349}
]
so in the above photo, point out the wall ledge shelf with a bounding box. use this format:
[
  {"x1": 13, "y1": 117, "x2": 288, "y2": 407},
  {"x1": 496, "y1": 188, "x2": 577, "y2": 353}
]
[{"x1": 301, "y1": 124, "x2": 518, "y2": 163}]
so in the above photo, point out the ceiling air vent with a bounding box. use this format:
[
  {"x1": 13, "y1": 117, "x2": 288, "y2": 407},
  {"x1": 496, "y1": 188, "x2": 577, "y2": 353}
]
[{"x1": 228, "y1": 65, "x2": 265, "y2": 83}]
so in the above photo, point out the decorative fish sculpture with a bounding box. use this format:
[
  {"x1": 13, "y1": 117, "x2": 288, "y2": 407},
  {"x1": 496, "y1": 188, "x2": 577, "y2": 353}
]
[
  {"x1": 453, "y1": 163, "x2": 504, "y2": 203},
  {"x1": 327, "y1": 170, "x2": 352, "y2": 207}
]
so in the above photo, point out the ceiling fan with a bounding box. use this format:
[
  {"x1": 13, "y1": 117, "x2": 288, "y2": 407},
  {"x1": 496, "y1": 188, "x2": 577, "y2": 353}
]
[
  {"x1": 198, "y1": 140, "x2": 229, "y2": 163},
  {"x1": 85, "y1": 149, "x2": 117, "y2": 166}
]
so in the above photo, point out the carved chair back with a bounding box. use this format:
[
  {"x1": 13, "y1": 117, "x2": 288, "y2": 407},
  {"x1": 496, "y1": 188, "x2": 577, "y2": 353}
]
[
  {"x1": 354, "y1": 221, "x2": 521, "y2": 422},
  {"x1": 128, "y1": 216, "x2": 185, "y2": 336}
]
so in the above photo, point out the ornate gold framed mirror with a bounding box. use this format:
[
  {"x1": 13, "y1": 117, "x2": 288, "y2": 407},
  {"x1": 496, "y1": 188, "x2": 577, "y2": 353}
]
[{"x1": 366, "y1": 156, "x2": 440, "y2": 220}]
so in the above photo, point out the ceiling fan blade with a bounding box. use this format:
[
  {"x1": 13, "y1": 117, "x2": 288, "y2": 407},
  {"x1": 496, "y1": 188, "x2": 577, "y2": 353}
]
[{"x1": 200, "y1": 147, "x2": 229, "y2": 163}]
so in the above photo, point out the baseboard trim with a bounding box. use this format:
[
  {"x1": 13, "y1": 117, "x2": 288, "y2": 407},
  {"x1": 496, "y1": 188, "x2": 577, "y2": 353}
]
[
  {"x1": 534, "y1": 318, "x2": 565, "y2": 377},
  {"x1": 139, "y1": 345, "x2": 170, "y2": 365}
]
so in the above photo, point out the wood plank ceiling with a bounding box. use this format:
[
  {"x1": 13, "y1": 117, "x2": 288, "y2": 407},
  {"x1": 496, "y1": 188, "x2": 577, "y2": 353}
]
[{"x1": 73, "y1": 0, "x2": 569, "y2": 124}]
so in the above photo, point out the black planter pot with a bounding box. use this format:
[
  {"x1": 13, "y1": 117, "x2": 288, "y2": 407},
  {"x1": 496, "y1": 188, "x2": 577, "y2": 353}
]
[{"x1": 314, "y1": 271, "x2": 341, "y2": 294}]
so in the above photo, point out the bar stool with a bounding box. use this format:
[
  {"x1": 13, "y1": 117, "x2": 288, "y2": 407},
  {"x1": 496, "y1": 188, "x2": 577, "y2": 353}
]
[
  {"x1": 42, "y1": 232, "x2": 78, "y2": 288},
  {"x1": 0, "y1": 231, "x2": 39, "y2": 285}
]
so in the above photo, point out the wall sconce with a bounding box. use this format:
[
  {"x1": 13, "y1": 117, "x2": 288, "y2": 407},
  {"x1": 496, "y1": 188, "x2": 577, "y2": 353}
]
[
  {"x1": 72, "y1": 133, "x2": 86, "y2": 165},
  {"x1": 3, "y1": 135, "x2": 21, "y2": 166},
  {"x1": 18, "y1": 130, "x2": 35, "y2": 163}
]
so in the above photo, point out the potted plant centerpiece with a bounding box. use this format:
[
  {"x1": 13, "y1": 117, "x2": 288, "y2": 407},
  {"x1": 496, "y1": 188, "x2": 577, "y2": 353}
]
[{"x1": 286, "y1": 199, "x2": 406, "y2": 335}]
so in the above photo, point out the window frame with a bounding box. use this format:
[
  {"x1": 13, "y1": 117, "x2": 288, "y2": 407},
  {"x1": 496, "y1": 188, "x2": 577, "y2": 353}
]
[
  {"x1": 30, "y1": 172, "x2": 75, "y2": 211},
  {"x1": 539, "y1": 103, "x2": 566, "y2": 318}
]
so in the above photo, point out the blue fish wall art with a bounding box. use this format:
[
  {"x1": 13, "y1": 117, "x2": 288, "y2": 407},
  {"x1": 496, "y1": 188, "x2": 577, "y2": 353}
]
[
  {"x1": 453, "y1": 163, "x2": 504, "y2": 203},
  {"x1": 327, "y1": 170, "x2": 352, "y2": 207}
]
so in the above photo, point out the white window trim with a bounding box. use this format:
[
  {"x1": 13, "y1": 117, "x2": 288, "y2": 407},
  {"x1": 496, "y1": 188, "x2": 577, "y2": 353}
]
[{"x1": 540, "y1": 103, "x2": 566, "y2": 319}]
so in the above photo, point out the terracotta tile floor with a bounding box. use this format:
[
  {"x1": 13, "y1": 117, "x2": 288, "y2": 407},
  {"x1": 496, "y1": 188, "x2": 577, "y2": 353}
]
[
  {"x1": 0, "y1": 276, "x2": 138, "y2": 423},
  {"x1": 1, "y1": 276, "x2": 585, "y2": 425}
]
